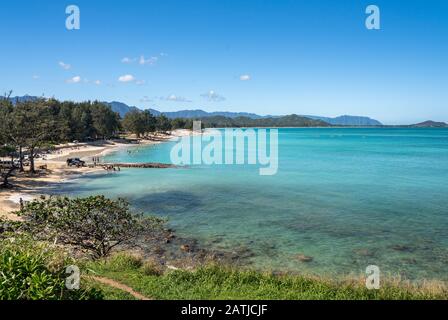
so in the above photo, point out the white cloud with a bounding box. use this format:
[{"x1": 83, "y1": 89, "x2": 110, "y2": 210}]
[
  {"x1": 121, "y1": 57, "x2": 135, "y2": 64},
  {"x1": 201, "y1": 90, "x2": 226, "y2": 102},
  {"x1": 59, "y1": 61, "x2": 71, "y2": 70},
  {"x1": 118, "y1": 74, "x2": 135, "y2": 82},
  {"x1": 32, "y1": 75, "x2": 40, "y2": 80},
  {"x1": 121, "y1": 53, "x2": 164, "y2": 65},
  {"x1": 240, "y1": 74, "x2": 251, "y2": 81},
  {"x1": 94, "y1": 80, "x2": 101, "y2": 85},
  {"x1": 139, "y1": 55, "x2": 158, "y2": 65},
  {"x1": 66, "y1": 76, "x2": 81, "y2": 84},
  {"x1": 117, "y1": 75, "x2": 145, "y2": 84}
]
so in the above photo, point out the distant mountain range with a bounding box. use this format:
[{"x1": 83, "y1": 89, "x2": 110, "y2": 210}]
[
  {"x1": 104, "y1": 101, "x2": 383, "y2": 126},
  {"x1": 104, "y1": 101, "x2": 144, "y2": 117},
  {"x1": 305, "y1": 115, "x2": 382, "y2": 126},
  {"x1": 105, "y1": 102, "x2": 270, "y2": 120},
  {"x1": 8, "y1": 95, "x2": 39, "y2": 104},
  {"x1": 11, "y1": 95, "x2": 447, "y2": 127}
]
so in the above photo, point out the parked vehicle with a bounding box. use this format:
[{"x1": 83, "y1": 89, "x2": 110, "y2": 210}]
[{"x1": 66, "y1": 158, "x2": 86, "y2": 167}]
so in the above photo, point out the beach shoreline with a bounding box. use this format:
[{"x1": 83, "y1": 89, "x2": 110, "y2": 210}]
[{"x1": 0, "y1": 129, "x2": 194, "y2": 221}]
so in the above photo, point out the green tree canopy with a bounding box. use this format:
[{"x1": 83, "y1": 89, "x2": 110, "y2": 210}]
[{"x1": 18, "y1": 195, "x2": 165, "y2": 259}]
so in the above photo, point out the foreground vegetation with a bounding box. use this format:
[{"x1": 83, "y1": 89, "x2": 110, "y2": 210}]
[
  {"x1": 1, "y1": 196, "x2": 447, "y2": 300},
  {"x1": 86, "y1": 253, "x2": 448, "y2": 300},
  {"x1": 2, "y1": 244, "x2": 446, "y2": 300},
  {"x1": 0, "y1": 236, "x2": 103, "y2": 300},
  {"x1": 0, "y1": 196, "x2": 163, "y2": 300},
  {"x1": 17, "y1": 195, "x2": 165, "y2": 258}
]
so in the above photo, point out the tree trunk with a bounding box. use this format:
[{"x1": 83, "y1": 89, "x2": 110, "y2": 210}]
[
  {"x1": 29, "y1": 147, "x2": 36, "y2": 174},
  {"x1": 19, "y1": 146, "x2": 24, "y2": 172},
  {"x1": 0, "y1": 167, "x2": 16, "y2": 189}
]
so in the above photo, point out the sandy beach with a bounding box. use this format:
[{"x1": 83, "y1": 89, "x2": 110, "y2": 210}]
[{"x1": 0, "y1": 130, "x2": 194, "y2": 221}]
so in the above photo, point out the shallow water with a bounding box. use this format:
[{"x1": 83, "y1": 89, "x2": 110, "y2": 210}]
[{"x1": 55, "y1": 128, "x2": 448, "y2": 280}]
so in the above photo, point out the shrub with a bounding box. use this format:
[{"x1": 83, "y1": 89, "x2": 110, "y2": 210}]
[
  {"x1": 0, "y1": 218, "x2": 22, "y2": 237},
  {"x1": 141, "y1": 259, "x2": 165, "y2": 276},
  {"x1": 0, "y1": 236, "x2": 103, "y2": 300},
  {"x1": 17, "y1": 195, "x2": 165, "y2": 259},
  {"x1": 104, "y1": 253, "x2": 144, "y2": 272}
]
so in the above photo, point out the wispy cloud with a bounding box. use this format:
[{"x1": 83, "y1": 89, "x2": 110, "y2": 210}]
[
  {"x1": 161, "y1": 94, "x2": 192, "y2": 103},
  {"x1": 118, "y1": 74, "x2": 135, "y2": 82},
  {"x1": 59, "y1": 61, "x2": 71, "y2": 70},
  {"x1": 94, "y1": 80, "x2": 102, "y2": 85},
  {"x1": 140, "y1": 96, "x2": 153, "y2": 103},
  {"x1": 66, "y1": 76, "x2": 81, "y2": 84},
  {"x1": 32, "y1": 75, "x2": 40, "y2": 80},
  {"x1": 121, "y1": 57, "x2": 136, "y2": 64},
  {"x1": 240, "y1": 74, "x2": 251, "y2": 81},
  {"x1": 201, "y1": 90, "x2": 226, "y2": 102},
  {"x1": 136, "y1": 80, "x2": 146, "y2": 85},
  {"x1": 139, "y1": 55, "x2": 158, "y2": 65},
  {"x1": 121, "y1": 53, "x2": 165, "y2": 66}
]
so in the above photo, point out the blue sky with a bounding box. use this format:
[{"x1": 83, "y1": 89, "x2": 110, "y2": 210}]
[{"x1": 0, "y1": 0, "x2": 447, "y2": 124}]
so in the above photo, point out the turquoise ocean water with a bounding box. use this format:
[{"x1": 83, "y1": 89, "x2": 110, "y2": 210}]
[{"x1": 54, "y1": 128, "x2": 448, "y2": 280}]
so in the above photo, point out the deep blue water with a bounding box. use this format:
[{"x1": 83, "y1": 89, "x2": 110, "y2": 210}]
[{"x1": 55, "y1": 128, "x2": 448, "y2": 280}]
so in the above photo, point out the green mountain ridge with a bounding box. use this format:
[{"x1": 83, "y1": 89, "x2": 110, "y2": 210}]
[{"x1": 410, "y1": 120, "x2": 448, "y2": 128}]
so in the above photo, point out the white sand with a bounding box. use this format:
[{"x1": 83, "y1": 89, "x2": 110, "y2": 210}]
[
  {"x1": 0, "y1": 130, "x2": 194, "y2": 220},
  {"x1": 8, "y1": 194, "x2": 36, "y2": 204}
]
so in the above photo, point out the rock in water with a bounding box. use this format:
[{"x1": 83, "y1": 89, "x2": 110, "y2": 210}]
[
  {"x1": 391, "y1": 245, "x2": 414, "y2": 252},
  {"x1": 296, "y1": 254, "x2": 313, "y2": 262},
  {"x1": 181, "y1": 244, "x2": 191, "y2": 252}
]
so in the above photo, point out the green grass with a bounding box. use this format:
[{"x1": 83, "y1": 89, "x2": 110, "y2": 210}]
[{"x1": 86, "y1": 253, "x2": 448, "y2": 300}]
